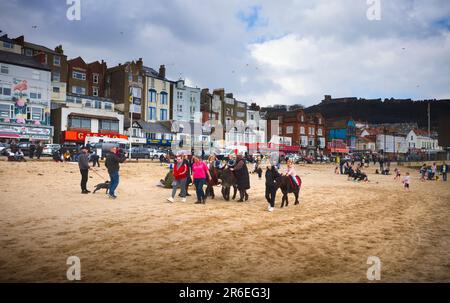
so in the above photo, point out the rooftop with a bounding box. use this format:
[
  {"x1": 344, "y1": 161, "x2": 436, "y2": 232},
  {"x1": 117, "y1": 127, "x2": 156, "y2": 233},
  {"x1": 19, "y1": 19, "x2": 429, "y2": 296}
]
[{"x1": 0, "y1": 50, "x2": 50, "y2": 71}]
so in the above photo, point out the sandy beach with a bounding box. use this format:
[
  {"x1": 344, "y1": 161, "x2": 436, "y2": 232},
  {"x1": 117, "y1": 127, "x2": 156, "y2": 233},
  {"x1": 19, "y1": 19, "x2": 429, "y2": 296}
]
[{"x1": 0, "y1": 159, "x2": 449, "y2": 282}]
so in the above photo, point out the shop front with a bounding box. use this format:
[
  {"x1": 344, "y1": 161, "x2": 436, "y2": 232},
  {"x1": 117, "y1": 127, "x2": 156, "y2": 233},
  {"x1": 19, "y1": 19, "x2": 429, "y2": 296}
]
[
  {"x1": 0, "y1": 122, "x2": 53, "y2": 142},
  {"x1": 146, "y1": 138, "x2": 173, "y2": 147},
  {"x1": 61, "y1": 130, "x2": 128, "y2": 144}
]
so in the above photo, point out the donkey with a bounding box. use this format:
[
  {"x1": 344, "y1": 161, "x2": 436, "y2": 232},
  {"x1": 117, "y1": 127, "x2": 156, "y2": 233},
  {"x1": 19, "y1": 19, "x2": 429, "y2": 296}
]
[
  {"x1": 275, "y1": 175, "x2": 301, "y2": 208},
  {"x1": 217, "y1": 166, "x2": 237, "y2": 201}
]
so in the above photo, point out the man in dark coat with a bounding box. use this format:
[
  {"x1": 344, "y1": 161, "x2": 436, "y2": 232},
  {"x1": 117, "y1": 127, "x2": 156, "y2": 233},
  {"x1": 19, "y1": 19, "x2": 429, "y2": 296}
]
[
  {"x1": 231, "y1": 154, "x2": 250, "y2": 202},
  {"x1": 78, "y1": 147, "x2": 91, "y2": 194}
]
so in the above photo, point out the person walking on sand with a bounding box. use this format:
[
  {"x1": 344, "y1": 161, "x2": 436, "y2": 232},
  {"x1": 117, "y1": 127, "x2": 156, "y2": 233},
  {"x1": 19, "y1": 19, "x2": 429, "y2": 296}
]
[
  {"x1": 402, "y1": 172, "x2": 411, "y2": 191},
  {"x1": 167, "y1": 154, "x2": 188, "y2": 203},
  {"x1": 105, "y1": 146, "x2": 128, "y2": 199},
  {"x1": 36, "y1": 142, "x2": 43, "y2": 159},
  {"x1": 230, "y1": 154, "x2": 250, "y2": 202},
  {"x1": 441, "y1": 162, "x2": 448, "y2": 181},
  {"x1": 191, "y1": 156, "x2": 211, "y2": 204},
  {"x1": 78, "y1": 147, "x2": 91, "y2": 194}
]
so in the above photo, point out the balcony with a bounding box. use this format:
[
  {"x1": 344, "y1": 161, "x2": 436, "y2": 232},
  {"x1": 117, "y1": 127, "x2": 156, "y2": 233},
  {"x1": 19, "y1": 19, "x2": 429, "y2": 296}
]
[{"x1": 66, "y1": 93, "x2": 114, "y2": 111}]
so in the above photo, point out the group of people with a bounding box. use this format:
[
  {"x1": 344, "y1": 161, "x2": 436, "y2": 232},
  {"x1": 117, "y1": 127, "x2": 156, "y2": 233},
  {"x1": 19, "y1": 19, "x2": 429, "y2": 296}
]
[
  {"x1": 419, "y1": 162, "x2": 448, "y2": 181},
  {"x1": 167, "y1": 153, "x2": 251, "y2": 204},
  {"x1": 336, "y1": 160, "x2": 369, "y2": 182},
  {"x1": 77, "y1": 146, "x2": 127, "y2": 199}
]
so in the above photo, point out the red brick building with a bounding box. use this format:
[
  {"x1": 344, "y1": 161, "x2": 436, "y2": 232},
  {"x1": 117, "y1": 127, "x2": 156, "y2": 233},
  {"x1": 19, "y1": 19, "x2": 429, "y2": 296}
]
[
  {"x1": 67, "y1": 57, "x2": 107, "y2": 97},
  {"x1": 267, "y1": 109, "x2": 326, "y2": 155}
]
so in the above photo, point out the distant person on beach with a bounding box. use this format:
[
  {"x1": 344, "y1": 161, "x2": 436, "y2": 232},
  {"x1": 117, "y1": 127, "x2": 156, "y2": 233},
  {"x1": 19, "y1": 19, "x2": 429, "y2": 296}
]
[
  {"x1": 402, "y1": 172, "x2": 410, "y2": 191},
  {"x1": 90, "y1": 150, "x2": 100, "y2": 167},
  {"x1": 441, "y1": 162, "x2": 448, "y2": 181},
  {"x1": 14, "y1": 149, "x2": 25, "y2": 161},
  {"x1": 29, "y1": 143, "x2": 35, "y2": 159},
  {"x1": 78, "y1": 147, "x2": 91, "y2": 194},
  {"x1": 167, "y1": 154, "x2": 188, "y2": 203},
  {"x1": 105, "y1": 147, "x2": 128, "y2": 199},
  {"x1": 394, "y1": 168, "x2": 401, "y2": 181},
  {"x1": 420, "y1": 164, "x2": 427, "y2": 181},
  {"x1": 36, "y1": 142, "x2": 43, "y2": 159},
  {"x1": 432, "y1": 163, "x2": 438, "y2": 180}
]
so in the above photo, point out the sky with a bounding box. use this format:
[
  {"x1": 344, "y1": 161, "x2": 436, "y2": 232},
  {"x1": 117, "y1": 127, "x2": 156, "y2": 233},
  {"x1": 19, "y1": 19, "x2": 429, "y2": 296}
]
[{"x1": 1, "y1": 0, "x2": 450, "y2": 107}]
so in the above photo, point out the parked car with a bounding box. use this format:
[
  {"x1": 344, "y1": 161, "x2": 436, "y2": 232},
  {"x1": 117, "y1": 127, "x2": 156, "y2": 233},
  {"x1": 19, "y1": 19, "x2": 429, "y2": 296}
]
[
  {"x1": 148, "y1": 148, "x2": 166, "y2": 159},
  {"x1": 0, "y1": 143, "x2": 10, "y2": 155},
  {"x1": 17, "y1": 142, "x2": 32, "y2": 156},
  {"x1": 42, "y1": 144, "x2": 61, "y2": 156},
  {"x1": 130, "y1": 147, "x2": 151, "y2": 159}
]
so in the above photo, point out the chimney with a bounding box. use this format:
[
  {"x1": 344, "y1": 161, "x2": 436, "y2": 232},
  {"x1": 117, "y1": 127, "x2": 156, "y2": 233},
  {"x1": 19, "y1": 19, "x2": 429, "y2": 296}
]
[
  {"x1": 55, "y1": 45, "x2": 63, "y2": 54},
  {"x1": 137, "y1": 58, "x2": 143, "y2": 70},
  {"x1": 159, "y1": 64, "x2": 166, "y2": 78}
]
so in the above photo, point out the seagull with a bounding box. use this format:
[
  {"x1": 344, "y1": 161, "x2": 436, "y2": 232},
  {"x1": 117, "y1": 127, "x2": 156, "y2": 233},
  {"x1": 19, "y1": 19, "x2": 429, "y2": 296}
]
[{"x1": 32, "y1": 25, "x2": 38, "y2": 29}]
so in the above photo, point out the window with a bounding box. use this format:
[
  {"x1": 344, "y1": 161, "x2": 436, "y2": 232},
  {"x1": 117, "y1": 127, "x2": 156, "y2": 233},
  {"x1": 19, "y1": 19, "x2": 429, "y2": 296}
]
[
  {"x1": 138, "y1": 76, "x2": 142, "y2": 84},
  {"x1": 53, "y1": 56, "x2": 61, "y2": 66},
  {"x1": 29, "y1": 88, "x2": 42, "y2": 100},
  {"x1": 25, "y1": 49, "x2": 33, "y2": 56},
  {"x1": 318, "y1": 128, "x2": 323, "y2": 136},
  {"x1": 128, "y1": 73, "x2": 133, "y2": 82},
  {"x1": 52, "y1": 71, "x2": 61, "y2": 82},
  {"x1": 72, "y1": 71, "x2": 86, "y2": 80},
  {"x1": 177, "y1": 91, "x2": 183, "y2": 99},
  {"x1": 104, "y1": 103, "x2": 113, "y2": 110},
  {"x1": 160, "y1": 92, "x2": 168, "y2": 105},
  {"x1": 147, "y1": 132, "x2": 156, "y2": 140},
  {"x1": 148, "y1": 107, "x2": 156, "y2": 120},
  {"x1": 177, "y1": 104, "x2": 183, "y2": 112},
  {"x1": 92, "y1": 87, "x2": 99, "y2": 97},
  {"x1": 26, "y1": 107, "x2": 44, "y2": 121},
  {"x1": 0, "y1": 103, "x2": 14, "y2": 118},
  {"x1": 3, "y1": 41, "x2": 13, "y2": 49},
  {"x1": 1, "y1": 65, "x2": 9, "y2": 74},
  {"x1": 300, "y1": 127, "x2": 305, "y2": 134},
  {"x1": 0, "y1": 84, "x2": 12, "y2": 96},
  {"x1": 100, "y1": 120, "x2": 119, "y2": 132},
  {"x1": 71, "y1": 86, "x2": 86, "y2": 95},
  {"x1": 163, "y1": 81, "x2": 167, "y2": 90},
  {"x1": 53, "y1": 87, "x2": 60, "y2": 93},
  {"x1": 160, "y1": 109, "x2": 168, "y2": 120},
  {"x1": 150, "y1": 78, "x2": 155, "y2": 88},
  {"x1": 309, "y1": 127, "x2": 315, "y2": 135},
  {"x1": 69, "y1": 117, "x2": 91, "y2": 129},
  {"x1": 93, "y1": 73, "x2": 99, "y2": 84},
  {"x1": 286, "y1": 126, "x2": 293, "y2": 134},
  {"x1": 250, "y1": 114, "x2": 254, "y2": 120},
  {"x1": 301, "y1": 115, "x2": 304, "y2": 122},
  {"x1": 32, "y1": 71, "x2": 40, "y2": 80},
  {"x1": 148, "y1": 90, "x2": 157, "y2": 103},
  {"x1": 318, "y1": 118, "x2": 322, "y2": 124}
]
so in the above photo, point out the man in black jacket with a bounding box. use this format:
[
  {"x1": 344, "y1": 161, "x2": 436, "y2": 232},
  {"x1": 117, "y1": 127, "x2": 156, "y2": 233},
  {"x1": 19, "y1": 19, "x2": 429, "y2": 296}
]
[
  {"x1": 265, "y1": 164, "x2": 280, "y2": 212},
  {"x1": 78, "y1": 147, "x2": 91, "y2": 194},
  {"x1": 105, "y1": 147, "x2": 127, "y2": 199}
]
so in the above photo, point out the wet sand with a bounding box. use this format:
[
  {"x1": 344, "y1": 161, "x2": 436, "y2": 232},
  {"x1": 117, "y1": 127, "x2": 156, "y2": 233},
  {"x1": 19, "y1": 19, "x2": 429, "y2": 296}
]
[{"x1": 0, "y1": 160, "x2": 449, "y2": 282}]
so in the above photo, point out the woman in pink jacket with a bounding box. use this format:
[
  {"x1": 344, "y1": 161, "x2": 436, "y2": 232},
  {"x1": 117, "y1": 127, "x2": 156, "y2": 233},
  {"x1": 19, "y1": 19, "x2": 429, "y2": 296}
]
[{"x1": 191, "y1": 156, "x2": 212, "y2": 204}]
